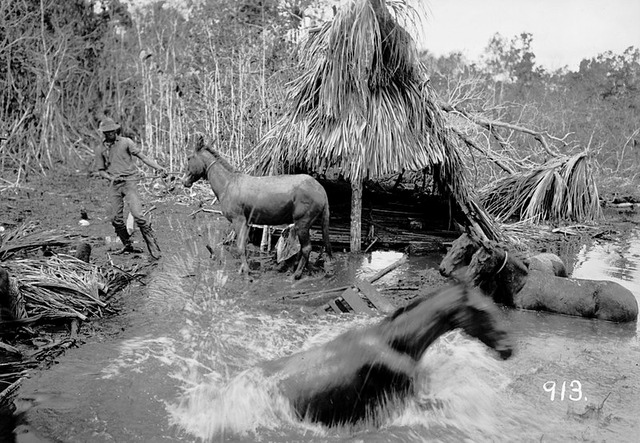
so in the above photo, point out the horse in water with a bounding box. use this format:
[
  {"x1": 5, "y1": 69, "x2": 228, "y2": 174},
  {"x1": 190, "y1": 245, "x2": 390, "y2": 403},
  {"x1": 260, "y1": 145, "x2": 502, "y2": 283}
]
[
  {"x1": 182, "y1": 137, "x2": 332, "y2": 279},
  {"x1": 466, "y1": 242, "x2": 639, "y2": 322},
  {"x1": 260, "y1": 283, "x2": 513, "y2": 426},
  {"x1": 439, "y1": 233, "x2": 567, "y2": 279}
]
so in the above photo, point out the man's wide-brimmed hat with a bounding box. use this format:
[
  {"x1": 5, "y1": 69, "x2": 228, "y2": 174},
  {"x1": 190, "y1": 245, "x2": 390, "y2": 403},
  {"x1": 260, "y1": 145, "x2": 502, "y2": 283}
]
[{"x1": 99, "y1": 117, "x2": 120, "y2": 132}]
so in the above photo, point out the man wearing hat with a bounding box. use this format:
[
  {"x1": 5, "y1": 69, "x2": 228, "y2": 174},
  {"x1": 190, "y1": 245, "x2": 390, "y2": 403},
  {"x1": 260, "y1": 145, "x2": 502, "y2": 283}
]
[{"x1": 96, "y1": 117, "x2": 166, "y2": 260}]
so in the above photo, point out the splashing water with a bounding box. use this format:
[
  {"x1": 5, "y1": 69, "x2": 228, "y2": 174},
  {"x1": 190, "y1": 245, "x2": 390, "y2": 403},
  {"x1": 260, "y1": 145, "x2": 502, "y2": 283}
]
[
  {"x1": 12, "y1": 220, "x2": 640, "y2": 442},
  {"x1": 165, "y1": 291, "x2": 513, "y2": 442},
  {"x1": 146, "y1": 236, "x2": 519, "y2": 441}
]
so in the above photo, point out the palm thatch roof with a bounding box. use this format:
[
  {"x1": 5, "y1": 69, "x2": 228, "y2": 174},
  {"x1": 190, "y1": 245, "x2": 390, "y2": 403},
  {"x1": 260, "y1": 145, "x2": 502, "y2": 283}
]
[
  {"x1": 253, "y1": 0, "x2": 500, "y2": 240},
  {"x1": 480, "y1": 152, "x2": 602, "y2": 223}
]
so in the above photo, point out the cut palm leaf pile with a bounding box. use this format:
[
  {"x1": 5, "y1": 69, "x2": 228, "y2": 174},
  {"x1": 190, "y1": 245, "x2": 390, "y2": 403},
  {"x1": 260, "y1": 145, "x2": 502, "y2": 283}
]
[
  {"x1": 480, "y1": 152, "x2": 601, "y2": 223},
  {"x1": 3, "y1": 255, "x2": 140, "y2": 322},
  {"x1": 0, "y1": 221, "x2": 77, "y2": 261}
]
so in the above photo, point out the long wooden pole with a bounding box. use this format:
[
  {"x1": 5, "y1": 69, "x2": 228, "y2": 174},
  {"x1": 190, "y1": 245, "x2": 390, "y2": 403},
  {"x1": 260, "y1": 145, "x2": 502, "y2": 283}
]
[{"x1": 350, "y1": 178, "x2": 362, "y2": 252}]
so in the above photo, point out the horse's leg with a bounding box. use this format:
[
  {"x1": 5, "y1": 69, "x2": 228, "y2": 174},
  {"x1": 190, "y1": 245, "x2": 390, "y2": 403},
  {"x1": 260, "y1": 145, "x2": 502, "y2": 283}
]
[
  {"x1": 293, "y1": 226, "x2": 312, "y2": 280},
  {"x1": 233, "y1": 218, "x2": 250, "y2": 274}
]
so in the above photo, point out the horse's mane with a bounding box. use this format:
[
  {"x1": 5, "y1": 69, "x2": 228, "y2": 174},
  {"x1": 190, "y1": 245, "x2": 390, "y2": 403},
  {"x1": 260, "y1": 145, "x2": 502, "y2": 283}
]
[
  {"x1": 200, "y1": 143, "x2": 237, "y2": 172},
  {"x1": 386, "y1": 296, "x2": 425, "y2": 321},
  {"x1": 385, "y1": 285, "x2": 465, "y2": 321}
]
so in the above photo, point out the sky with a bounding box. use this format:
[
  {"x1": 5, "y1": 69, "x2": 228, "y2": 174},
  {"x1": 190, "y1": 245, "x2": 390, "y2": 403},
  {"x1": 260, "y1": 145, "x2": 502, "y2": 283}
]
[
  {"x1": 121, "y1": 0, "x2": 640, "y2": 71},
  {"x1": 418, "y1": 0, "x2": 640, "y2": 71}
]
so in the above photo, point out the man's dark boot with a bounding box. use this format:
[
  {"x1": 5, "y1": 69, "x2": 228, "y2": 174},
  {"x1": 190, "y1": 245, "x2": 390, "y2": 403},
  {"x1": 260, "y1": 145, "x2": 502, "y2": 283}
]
[
  {"x1": 113, "y1": 225, "x2": 143, "y2": 255},
  {"x1": 139, "y1": 224, "x2": 162, "y2": 260}
]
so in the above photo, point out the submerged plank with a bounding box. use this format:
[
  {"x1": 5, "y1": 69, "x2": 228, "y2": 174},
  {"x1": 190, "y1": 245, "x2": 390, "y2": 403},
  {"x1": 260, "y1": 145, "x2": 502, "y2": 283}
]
[
  {"x1": 356, "y1": 279, "x2": 395, "y2": 314},
  {"x1": 340, "y1": 288, "x2": 375, "y2": 315}
]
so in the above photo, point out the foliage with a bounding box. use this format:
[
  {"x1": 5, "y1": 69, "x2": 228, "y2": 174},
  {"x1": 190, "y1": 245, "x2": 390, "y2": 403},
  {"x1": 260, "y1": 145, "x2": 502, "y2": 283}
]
[
  {"x1": 0, "y1": 0, "x2": 132, "y2": 175},
  {"x1": 0, "y1": 0, "x2": 638, "y2": 212},
  {"x1": 421, "y1": 33, "x2": 640, "y2": 202}
]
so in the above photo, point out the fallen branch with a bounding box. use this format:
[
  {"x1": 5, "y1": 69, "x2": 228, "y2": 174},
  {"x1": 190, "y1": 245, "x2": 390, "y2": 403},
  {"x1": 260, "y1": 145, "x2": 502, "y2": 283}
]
[
  {"x1": 0, "y1": 222, "x2": 77, "y2": 261},
  {"x1": 441, "y1": 101, "x2": 562, "y2": 160},
  {"x1": 368, "y1": 256, "x2": 407, "y2": 284},
  {"x1": 452, "y1": 128, "x2": 515, "y2": 174},
  {"x1": 188, "y1": 207, "x2": 223, "y2": 217}
]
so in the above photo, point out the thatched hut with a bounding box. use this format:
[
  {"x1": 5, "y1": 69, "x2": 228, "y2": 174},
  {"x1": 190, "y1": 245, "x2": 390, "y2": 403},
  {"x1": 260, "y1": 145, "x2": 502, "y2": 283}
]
[{"x1": 254, "y1": 0, "x2": 499, "y2": 251}]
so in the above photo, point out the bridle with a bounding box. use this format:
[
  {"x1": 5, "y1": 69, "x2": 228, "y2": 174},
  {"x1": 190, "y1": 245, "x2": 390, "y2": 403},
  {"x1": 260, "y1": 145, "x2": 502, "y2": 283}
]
[
  {"x1": 495, "y1": 250, "x2": 509, "y2": 274},
  {"x1": 205, "y1": 158, "x2": 217, "y2": 175},
  {"x1": 201, "y1": 149, "x2": 218, "y2": 175}
]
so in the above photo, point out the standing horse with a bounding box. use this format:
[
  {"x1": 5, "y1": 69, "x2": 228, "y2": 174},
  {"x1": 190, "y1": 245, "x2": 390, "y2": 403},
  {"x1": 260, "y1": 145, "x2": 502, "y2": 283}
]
[
  {"x1": 260, "y1": 283, "x2": 513, "y2": 426},
  {"x1": 182, "y1": 138, "x2": 332, "y2": 279},
  {"x1": 439, "y1": 233, "x2": 567, "y2": 279},
  {"x1": 466, "y1": 243, "x2": 639, "y2": 322}
]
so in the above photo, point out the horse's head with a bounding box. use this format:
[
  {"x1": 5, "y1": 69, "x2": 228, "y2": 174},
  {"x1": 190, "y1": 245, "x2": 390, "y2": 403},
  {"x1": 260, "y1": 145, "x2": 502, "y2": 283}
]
[
  {"x1": 466, "y1": 242, "x2": 529, "y2": 288},
  {"x1": 182, "y1": 135, "x2": 207, "y2": 188},
  {"x1": 381, "y1": 284, "x2": 513, "y2": 362},
  {"x1": 452, "y1": 286, "x2": 513, "y2": 360},
  {"x1": 465, "y1": 243, "x2": 501, "y2": 287},
  {"x1": 439, "y1": 233, "x2": 478, "y2": 278}
]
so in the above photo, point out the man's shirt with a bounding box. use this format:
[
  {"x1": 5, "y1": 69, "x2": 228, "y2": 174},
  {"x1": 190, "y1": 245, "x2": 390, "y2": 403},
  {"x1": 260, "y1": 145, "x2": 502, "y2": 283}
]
[{"x1": 96, "y1": 136, "x2": 141, "y2": 180}]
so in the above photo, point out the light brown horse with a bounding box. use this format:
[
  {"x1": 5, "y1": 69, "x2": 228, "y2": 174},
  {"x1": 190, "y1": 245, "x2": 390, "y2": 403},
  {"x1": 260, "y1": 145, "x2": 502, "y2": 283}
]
[
  {"x1": 261, "y1": 283, "x2": 513, "y2": 426},
  {"x1": 182, "y1": 138, "x2": 332, "y2": 279},
  {"x1": 466, "y1": 242, "x2": 638, "y2": 322}
]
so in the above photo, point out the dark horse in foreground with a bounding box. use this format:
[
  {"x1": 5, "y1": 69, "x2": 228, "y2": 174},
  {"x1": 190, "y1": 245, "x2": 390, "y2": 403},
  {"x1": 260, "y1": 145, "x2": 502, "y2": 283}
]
[
  {"x1": 182, "y1": 137, "x2": 332, "y2": 279},
  {"x1": 260, "y1": 283, "x2": 513, "y2": 426}
]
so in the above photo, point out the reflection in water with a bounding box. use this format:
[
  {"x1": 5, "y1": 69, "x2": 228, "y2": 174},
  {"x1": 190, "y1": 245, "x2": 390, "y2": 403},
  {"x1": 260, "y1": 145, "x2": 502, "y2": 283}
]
[
  {"x1": 356, "y1": 250, "x2": 405, "y2": 281},
  {"x1": 572, "y1": 228, "x2": 640, "y2": 333},
  {"x1": 11, "y1": 221, "x2": 640, "y2": 442}
]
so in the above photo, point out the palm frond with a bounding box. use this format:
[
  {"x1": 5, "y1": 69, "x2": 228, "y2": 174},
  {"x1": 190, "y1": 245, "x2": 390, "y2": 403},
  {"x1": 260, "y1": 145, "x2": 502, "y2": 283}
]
[
  {"x1": 480, "y1": 152, "x2": 602, "y2": 223},
  {"x1": 0, "y1": 222, "x2": 77, "y2": 261}
]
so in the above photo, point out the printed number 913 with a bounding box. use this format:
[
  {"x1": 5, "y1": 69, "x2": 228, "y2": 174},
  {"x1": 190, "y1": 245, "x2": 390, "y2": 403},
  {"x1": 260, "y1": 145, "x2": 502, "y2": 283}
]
[{"x1": 543, "y1": 380, "x2": 584, "y2": 401}]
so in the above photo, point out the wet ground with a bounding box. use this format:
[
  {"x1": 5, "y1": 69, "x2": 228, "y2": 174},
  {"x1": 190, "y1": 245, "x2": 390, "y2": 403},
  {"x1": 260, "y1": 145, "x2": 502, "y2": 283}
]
[{"x1": 1, "y1": 170, "x2": 640, "y2": 442}]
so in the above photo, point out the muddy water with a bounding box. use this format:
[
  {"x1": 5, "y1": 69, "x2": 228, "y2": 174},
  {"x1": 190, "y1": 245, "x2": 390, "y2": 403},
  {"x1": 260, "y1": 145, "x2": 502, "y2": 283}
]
[{"x1": 8, "y1": 220, "x2": 640, "y2": 442}]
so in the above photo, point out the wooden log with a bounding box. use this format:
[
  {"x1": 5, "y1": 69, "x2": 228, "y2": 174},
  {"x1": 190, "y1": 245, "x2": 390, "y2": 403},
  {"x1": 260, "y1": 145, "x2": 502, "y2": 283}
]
[
  {"x1": 70, "y1": 319, "x2": 80, "y2": 340},
  {"x1": 369, "y1": 256, "x2": 408, "y2": 284}
]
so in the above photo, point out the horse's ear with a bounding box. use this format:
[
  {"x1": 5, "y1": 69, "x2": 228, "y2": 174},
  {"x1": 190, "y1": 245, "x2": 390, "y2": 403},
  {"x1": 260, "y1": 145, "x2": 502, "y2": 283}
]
[{"x1": 195, "y1": 134, "x2": 205, "y2": 152}]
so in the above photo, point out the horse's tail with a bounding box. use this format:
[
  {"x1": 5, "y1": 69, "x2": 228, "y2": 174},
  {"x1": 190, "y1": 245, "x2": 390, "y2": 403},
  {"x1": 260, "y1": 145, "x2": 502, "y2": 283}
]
[{"x1": 322, "y1": 202, "x2": 333, "y2": 259}]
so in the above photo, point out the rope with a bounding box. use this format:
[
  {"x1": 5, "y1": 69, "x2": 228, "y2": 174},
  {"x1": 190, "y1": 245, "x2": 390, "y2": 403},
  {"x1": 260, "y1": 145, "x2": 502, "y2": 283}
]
[
  {"x1": 205, "y1": 158, "x2": 217, "y2": 175},
  {"x1": 495, "y1": 250, "x2": 509, "y2": 274}
]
